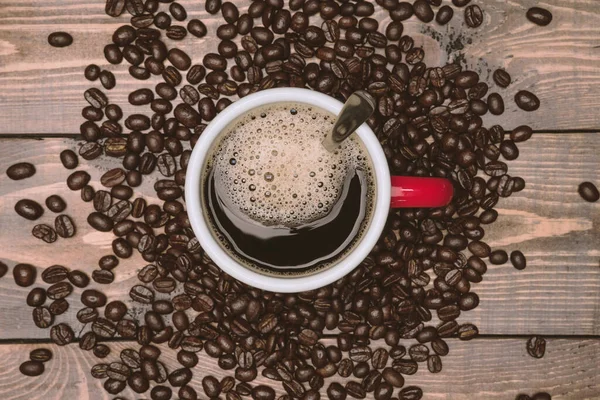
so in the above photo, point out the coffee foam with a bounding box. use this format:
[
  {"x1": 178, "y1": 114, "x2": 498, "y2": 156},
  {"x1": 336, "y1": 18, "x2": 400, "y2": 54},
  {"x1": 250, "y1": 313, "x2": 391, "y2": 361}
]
[{"x1": 207, "y1": 103, "x2": 372, "y2": 228}]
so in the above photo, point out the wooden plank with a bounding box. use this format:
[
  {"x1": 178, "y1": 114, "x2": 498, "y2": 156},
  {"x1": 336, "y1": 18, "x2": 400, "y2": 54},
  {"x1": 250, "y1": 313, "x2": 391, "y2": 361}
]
[
  {"x1": 0, "y1": 338, "x2": 598, "y2": 399},
  {"x1": 1, "y1": 1, "x2": 600, "y2": 133},
  {"x1": 0, "y1": 133, "x2": 598, "y2": 338}
]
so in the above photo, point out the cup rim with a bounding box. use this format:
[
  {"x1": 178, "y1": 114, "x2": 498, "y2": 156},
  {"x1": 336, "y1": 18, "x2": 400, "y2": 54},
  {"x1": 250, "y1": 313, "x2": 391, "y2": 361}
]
[{"x1": 185, "y1": 88, "x2": 391, "y2": 292}]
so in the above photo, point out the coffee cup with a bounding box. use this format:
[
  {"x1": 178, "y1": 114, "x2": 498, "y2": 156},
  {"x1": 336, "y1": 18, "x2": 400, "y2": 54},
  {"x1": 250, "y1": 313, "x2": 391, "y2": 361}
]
[{"x1": 186, "y1": 88, "x2": 453, "y2": 292}]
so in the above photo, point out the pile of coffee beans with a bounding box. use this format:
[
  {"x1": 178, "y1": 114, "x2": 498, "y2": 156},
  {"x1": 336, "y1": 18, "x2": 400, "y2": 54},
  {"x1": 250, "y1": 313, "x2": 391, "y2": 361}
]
[{"x1": 5, "y1": 0, "x2": 560, "y2": 397}]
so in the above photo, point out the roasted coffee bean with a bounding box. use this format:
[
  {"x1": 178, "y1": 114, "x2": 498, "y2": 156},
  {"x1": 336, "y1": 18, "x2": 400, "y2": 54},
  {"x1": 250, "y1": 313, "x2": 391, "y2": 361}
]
[
  {"x1": 464, "y1": 4, "x2": 483, "y2": 28},
  {"x1": 131, "y1": 285, "x2": 154, "y2": 304},
  {"x1": 167, "y1": 2, "x2": 186, "y2": 20},
  {"x1": 94, "y1": 344, "x2": 112, "y2": 359},
  {"x1": 168, "y1": 49, "x2": 192, "y2": 71},
  {"x1": 457, "y1": 323, "x2": 479, "y2": 340},
  {"x1": 511, "y1": 125, "x2": 533, "y2": 142},
  {"x1": 515, "y1": 90, "x2": 540, "y2": 111},
  {"x1": 493, "y1": 68, "x2": 511, "y2": 88},
  {"x1": 527, "y1": 7, "x2": 553, "y2": 26},
  {"x1": 413, "y1": 0, "x2": 434, "y2": 22},
  {"x1": 93, "y1": 269, "x2": 115, "y2": 284},
  {"x1": 104, "y1": 378, "x2": 125, "y2": 395},
  {"x1": 206, "y1": 0, "x2": 221, "y2": 14},
  {"x1": 32, "y1": 306, "x2": 53, "y2": 328},
  {"x1": 436, "y1": 5, "x2": 454, "y2": 25},
  {"x1": 487, "y1": 92, "x2": 504, "y2": 115},
  {"x1": 15, "y1": 199, "x2": 44, "y2": 221},
  {"x1": 104, "y1": 44, "x2": 123, "y2": 64},
  {"x1": 27, "y1": 287, "x2": 47, "y2": 307},
  {"x1": 169, "y1": 368, "x2": 193, "y2": 387},
  {"x1": 50, "y1": 323, "x2": 74, "y2": 345},
  {"x1": 82, "y1": 106, "x2": 104, "y2": 121},
  {"x1": 67, "y1": 171, "x2": 91, "y2": 190},
  {"x1": 65, "y1": 270, "x2": 88, "y2": 289},
  {"x1": 30, "y1": 348, "x2": 53, "y2": 363},
  {"x1": 6, "y1": 162, "x2": 35, "y2": 180},
  {"x1": 54, "y1": 214, "x2": 76, "y2": 238},
  {"x1": 32, "y1": 224, "x2": 57, "y2": 243},
  {"x1": 60, "y1": 150, "x2": 78, "y2": 169},
  {"x1": 489, "y1": 249, "x2": 508, "y2": 264},
  {"x1": 20, "y1": 361, "x2": 45, "y2": 376},
  {"x1": 578, "y1": 182, "x2": 599, "y2": 202},
  {"x1": 93, "y1": 317, "x2": 117, "y2": 338},
  {"x1": 527, "y1": 336, "x2": 546, "y2": 358},
  {"x1": 88, "y1": 212, "x2": 114, "y2": 232},
  {"x1": 48, "y1": 32, "x2": 73, "y2": 47},
  {"x1": 46, "y1": 281, "x2": 73, "y2": 300},
  {"x1": 14, "y1": 263, "x2": 37, "y2": 287},
  {"x1": 77, "y1": 307, "x2": 98, "y2": 324}
]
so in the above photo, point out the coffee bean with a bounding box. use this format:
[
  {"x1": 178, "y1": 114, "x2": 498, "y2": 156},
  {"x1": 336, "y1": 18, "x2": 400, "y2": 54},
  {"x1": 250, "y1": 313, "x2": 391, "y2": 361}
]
[
  {"x1": 515, "y1": 90, "x2": 540, "y2": 111},
  {"x1": 131, "y1": 285, "x2": 154, "y2": 304},
  {"x1": 494, "y1": 250, "x2": 516, "y2": 271},
  {"x1": 32, "y1": 224, "x2": 57, "y2": 243},
  {"x1": 487, "y1": 93, "x2": 504, "y2": 115},
  {"x1": 47, "y1": 281, "x2": 73, "y2": 300},
  {"x1": 60, "y1": 150, "x2": 79, "y2": 169},
  {"x1": 527, "y1": 336, "x2": 546, "y2": 358},
  {"x1": 578, "y1": 182, "x2": 599, "y2": 202},
  {"x1": 26, "y1": 287, "x2": 47, "y2": 307},
  {"x1": 94, "y1": 344, "x2": 112, "y2": 359},
  {"x1": 413, "y1": 0, "x2": 433, "y2": 22},
  {"x1": 67, "y1": 171, "x2": 91, "y2": 190},
  {"x1": 53, "y1": 214, "x2": 76, "y2": 238},
  {"x1": 20, "y1": 361, "x2": 45, "y2": 376},
  {"x1": 14, "y1": 198, "x2": 44, "y2": 220},
  {"x1": 6, "y1": 162, "x2": 36, "y2": 180},
  {"x1": 527, "y1": 7, "x2": 552, "y2": 26},
  {"x1": 29, "y1": 348, "x2": 53, "y2": 363},
  {"x1": 129, "y1": 372, "x2": 150, "y2": 394},
  {"x1": 92, "y1": 269, "x2": 115, "y2": 284},
  {"x1": 50, "y1": 323, "x2": 74, "y2": 345},
  {"x1": 88, "y1": 212, "x2": 114, "y2": 232},
  {"x1": 464, "y1": 5, "x2": 483, "y2": 27},
  {"x1": 151, "y1": 386, "x2": 173, "y2": 400},
  {"x1": 14, "y1": 263, "x2": 36, "y2": 287},
  {"x1": 66, "y1": 270, "x2": 89, "y2": 289},
  {"x1": 168, "y1": 49, "x2": 192, "y2": 71},
  {"x1": 81, "y1": 289, "x2": 107, "y2": 308},
  {"x1": 48, "y1": 32, "x2": 73, "y2": 47},
  {"x1": 169, "y1": 368, "x2": 193, "y2": 387},
  {"x1": 489, "y1": 249, "x2": 508, "y2": 264}
]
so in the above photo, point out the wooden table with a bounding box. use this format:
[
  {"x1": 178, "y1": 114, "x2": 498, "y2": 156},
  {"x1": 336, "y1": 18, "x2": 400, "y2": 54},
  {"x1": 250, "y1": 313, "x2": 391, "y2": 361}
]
[{"x1": 0, "y1": 0, "x2": 599, "y2": 398}]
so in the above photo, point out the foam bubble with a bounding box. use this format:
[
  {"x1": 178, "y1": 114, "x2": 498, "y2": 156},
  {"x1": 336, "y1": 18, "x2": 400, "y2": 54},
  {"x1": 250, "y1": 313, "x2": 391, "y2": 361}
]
[{"x1": 208, "y1": 103, "x2": 372, "y2": 227}]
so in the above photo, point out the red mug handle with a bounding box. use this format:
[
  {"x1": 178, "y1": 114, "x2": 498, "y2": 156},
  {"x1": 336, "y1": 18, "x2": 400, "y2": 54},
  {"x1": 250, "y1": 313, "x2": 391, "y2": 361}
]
[{"x1": 391, "y1": 176, "x2": 454, "y2": 208}]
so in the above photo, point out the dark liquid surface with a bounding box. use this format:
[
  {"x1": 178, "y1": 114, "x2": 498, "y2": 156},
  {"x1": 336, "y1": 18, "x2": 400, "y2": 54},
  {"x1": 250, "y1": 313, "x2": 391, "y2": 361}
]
[{"x1": 204, "y1": 167, "x2": 369, "y2": 275}]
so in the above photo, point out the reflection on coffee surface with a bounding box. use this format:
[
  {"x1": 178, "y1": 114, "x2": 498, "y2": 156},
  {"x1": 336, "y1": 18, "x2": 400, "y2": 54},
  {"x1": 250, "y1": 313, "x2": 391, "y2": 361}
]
[{"x1": 201, "y1": 102, "x2": 375, "y2": 277}]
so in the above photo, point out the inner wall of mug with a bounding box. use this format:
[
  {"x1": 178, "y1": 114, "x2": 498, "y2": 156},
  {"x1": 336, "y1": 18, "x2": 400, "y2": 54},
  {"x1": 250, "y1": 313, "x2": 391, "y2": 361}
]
[{"x1": 186, "y1": 88, "x2": 391, "y2": 292}]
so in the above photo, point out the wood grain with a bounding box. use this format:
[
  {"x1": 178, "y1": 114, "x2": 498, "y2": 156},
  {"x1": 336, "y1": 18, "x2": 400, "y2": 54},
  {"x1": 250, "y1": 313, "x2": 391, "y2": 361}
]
[
  {"x1": 0, "y1": 338, "x2": 598, "y2": 399},
  {"x1": 1, "y1": 0, "x2": 600, "y2": 133},
  {"x1": 0, "y1": 133, "x2": 598, "y2": 338}
]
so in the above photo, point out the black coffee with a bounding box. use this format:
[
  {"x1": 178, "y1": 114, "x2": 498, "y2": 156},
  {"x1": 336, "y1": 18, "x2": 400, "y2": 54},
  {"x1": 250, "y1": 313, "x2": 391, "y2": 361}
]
[{"x1": 201, "y1": 102, "x2": 375, "y2": 276}]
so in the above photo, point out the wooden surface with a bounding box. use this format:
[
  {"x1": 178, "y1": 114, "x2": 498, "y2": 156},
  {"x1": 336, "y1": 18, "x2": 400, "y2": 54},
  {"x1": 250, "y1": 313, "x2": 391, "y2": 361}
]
[
  {"x1": 0, "y1": 338, "x2": 599, "y2": 400},
  {"x1": 0, "y1": 0, "x2": 599, "y2": 398},
  {"x1": 2, "y1": 0, "x2": 600, "y2": 132}
]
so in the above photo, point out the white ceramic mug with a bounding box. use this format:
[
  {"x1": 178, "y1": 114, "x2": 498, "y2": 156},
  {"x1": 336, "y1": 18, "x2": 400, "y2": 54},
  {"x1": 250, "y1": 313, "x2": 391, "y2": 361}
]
[{"x1": 185, "y1": 88, "x2": 453, "y2": 293}]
